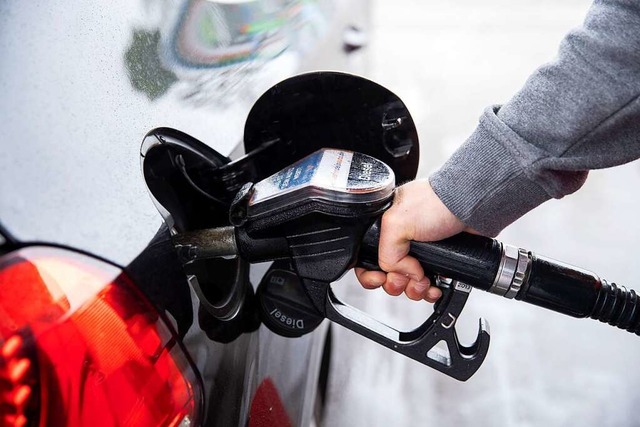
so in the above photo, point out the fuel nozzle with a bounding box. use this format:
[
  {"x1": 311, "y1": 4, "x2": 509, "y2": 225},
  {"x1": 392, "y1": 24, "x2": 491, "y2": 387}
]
[{"x1": 172, "y1": 149, "x2": 490, "y2": 381}]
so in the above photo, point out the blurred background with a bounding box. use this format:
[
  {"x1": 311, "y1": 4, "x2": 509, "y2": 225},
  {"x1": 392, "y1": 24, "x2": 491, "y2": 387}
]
[{"x1": 327, "y1": 1, "x2": 640, "y2": 426}]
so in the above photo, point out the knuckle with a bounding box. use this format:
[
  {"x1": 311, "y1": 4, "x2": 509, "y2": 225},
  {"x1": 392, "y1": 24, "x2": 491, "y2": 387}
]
[
  {"x1": 405, "y1": 289, "x2": 422, "y2": 301},
  {"x1": 384, "y1": 281, "x2": 404, "y2": 296},
  {"x1": 381, "y1": 210, "x2": 402, "y2": 230},
  {"x1": 378, "y1": 258, "x2": 394, "y2": 272},
  {"x1": 361, "y1": 278, "x2": 382, "y2": 289}
]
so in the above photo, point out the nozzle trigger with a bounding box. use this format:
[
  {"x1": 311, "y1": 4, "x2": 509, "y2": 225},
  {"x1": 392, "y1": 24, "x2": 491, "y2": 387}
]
[{"x1": 302, "y1": 277, "x2": 489, "y2": 381}]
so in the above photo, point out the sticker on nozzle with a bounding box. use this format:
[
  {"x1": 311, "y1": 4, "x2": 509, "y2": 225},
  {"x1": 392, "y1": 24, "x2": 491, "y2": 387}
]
[{"x1": 250, "y1": 149, "x2": 354, "y2": 206}]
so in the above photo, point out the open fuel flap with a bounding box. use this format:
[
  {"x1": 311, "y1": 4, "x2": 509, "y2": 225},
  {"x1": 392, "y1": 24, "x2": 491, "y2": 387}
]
[{"x1": 141, "y1": 72, "x2": 420, "y2": 339}]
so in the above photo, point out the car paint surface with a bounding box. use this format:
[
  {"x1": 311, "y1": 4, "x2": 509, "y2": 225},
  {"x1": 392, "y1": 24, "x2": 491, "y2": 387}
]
[{"x1": 0, "y1": 1, "x2": 369, "y2": 425}]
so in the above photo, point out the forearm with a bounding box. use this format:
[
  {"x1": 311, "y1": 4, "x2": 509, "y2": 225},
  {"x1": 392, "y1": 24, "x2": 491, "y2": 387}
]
[{"x1": 430, "y1": 0, "x2": 640, "y2": 236}]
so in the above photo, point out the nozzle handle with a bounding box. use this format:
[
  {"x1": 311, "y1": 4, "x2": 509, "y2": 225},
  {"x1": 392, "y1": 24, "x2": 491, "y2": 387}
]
[{"x1": 359, "y1": 219, "x2": 502, "y2": 290}]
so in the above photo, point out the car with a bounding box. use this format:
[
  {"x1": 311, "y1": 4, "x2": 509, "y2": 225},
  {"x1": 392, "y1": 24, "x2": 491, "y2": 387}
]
[{"x1": 0, "y1": 1, "x2": 370, "y2": 425}]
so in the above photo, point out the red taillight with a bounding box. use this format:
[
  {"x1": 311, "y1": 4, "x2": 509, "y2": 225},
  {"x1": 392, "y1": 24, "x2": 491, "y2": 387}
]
[{"x1": 0, "y1": 247, "x2": 201, "y2": 427}]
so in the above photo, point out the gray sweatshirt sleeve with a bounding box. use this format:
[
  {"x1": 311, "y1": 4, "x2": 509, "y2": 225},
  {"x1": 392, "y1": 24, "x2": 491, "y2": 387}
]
[{"x1": 429, "y1": 0, "x2": 640, "y2": 237}]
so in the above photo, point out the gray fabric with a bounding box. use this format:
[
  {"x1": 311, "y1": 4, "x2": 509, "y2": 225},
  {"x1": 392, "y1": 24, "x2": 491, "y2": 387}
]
[{"x1": 429, "y1": 0, "x2": 640, "y2": 236}]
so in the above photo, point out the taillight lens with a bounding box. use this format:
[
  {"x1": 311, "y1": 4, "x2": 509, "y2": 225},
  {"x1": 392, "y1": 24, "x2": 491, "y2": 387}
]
[{"x1": 0, "y1": 247, "x2": 201, "y2": 427}]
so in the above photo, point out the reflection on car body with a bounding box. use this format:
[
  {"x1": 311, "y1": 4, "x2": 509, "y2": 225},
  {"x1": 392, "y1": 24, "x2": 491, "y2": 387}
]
[{"x1": 126, "y1": 0, "x2": 332, "y2": 106}]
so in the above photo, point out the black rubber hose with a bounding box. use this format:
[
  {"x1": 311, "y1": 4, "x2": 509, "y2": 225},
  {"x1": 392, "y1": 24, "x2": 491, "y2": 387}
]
[
  {"x1": 590, "y1": 281, "x2": 640, "y2": 335},
  {"x1": 514, "y1": 254, "x2": 640, "y2": 335}
]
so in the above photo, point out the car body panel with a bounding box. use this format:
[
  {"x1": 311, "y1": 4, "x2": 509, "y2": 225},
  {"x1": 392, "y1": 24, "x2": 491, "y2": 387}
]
[{"x1": 0, "y1": 1, "x2": 369, "y2": 425}]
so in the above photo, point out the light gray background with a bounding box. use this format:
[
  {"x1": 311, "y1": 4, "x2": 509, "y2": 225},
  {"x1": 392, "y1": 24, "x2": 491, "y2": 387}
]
[{"x1": 325, "y1": 1, "x2": 640, "y2": 426}]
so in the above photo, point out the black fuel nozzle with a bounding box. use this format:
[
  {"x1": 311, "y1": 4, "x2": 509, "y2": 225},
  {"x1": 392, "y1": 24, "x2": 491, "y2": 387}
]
[{"x1": 210, "y1": 148, "x2": 490, "y2": 381}]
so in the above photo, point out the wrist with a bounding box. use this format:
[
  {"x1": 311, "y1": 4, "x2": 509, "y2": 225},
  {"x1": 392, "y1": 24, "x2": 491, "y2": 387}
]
[
  {"x1": 390, "y1": 179, "x2": 468, "y2": 242},
  {"x1": 429, "y1": 106, "x2": 551, "y2": 236}
]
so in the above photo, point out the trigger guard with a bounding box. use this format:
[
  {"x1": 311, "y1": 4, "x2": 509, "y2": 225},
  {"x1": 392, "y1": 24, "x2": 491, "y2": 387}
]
[
  {"x1": 302, "y1": 278, "x2": 490, "y2": 381},
  {"x1": 426, "y1": 277, "x2": 460, "y2": 328}
]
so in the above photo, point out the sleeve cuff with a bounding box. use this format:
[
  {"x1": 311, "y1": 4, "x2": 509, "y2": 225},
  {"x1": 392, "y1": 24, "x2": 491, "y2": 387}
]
[{"x1": 429, "y1": 106, "x2": 551, "y2": 237}]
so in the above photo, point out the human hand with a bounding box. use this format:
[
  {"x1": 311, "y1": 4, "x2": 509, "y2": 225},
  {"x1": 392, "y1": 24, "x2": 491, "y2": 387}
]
[{"x1": 355, "y1": 179, "x2": 476, "y2": 302}]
